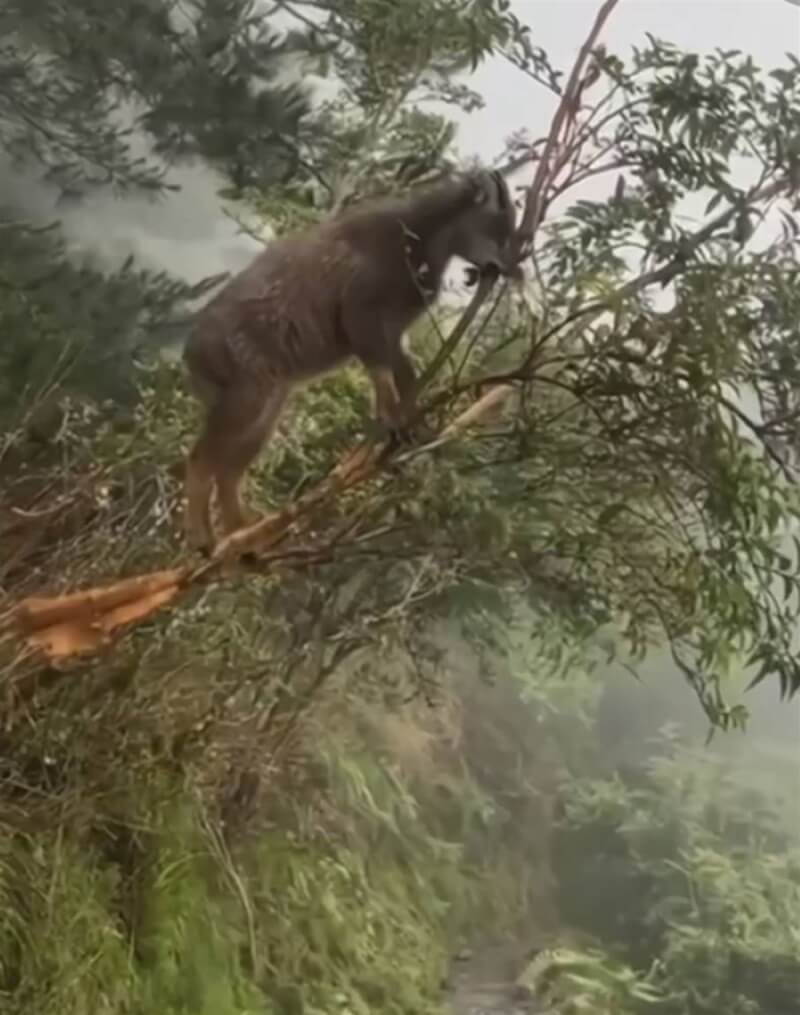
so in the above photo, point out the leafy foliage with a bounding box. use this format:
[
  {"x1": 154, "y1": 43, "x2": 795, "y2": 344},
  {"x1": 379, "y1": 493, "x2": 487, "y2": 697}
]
[
  {"x1": 1, "y1": 0, "x2": 308, "y2": 195},
  {"x1": 191, "y1": 30, "x2": 800, "y2": 725},
  {"x1": 519, "y1": 945, "x2": 663, "y2": 1015},
  {"x1": 0, "y1": 219, "x2": 223, "y2": 418},
  {"x1": 555, "y1": 731, "x2": 800, "y2": 1015},
  {"x1": 245, "y1": 0, "x2": 548, "y2": 214},
  {"x1": 0, "y1": 632, "x2": 568, "y2": 1015},
  {"x1": 416, "y1": 41, "x2": 800, "y2": 719},
  {"x1": 0, "y1": 0, "x2": 319, "y2": 416}
]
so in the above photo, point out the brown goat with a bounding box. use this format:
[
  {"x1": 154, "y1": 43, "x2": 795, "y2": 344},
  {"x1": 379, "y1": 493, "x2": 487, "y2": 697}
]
[{"x1": 182, "y1": 169, "x2": 519, "y2": 552}]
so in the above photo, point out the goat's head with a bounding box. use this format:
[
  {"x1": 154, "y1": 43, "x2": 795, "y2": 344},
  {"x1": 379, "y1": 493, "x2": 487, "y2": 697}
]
[{"x1": 448, "y1": 170, "x2": 521, "y2": 281}]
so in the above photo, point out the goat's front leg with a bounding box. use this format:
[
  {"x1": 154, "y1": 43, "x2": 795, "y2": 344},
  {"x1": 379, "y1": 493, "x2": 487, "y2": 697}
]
[
  {"x1": 364, "y1": 363, "x2": 413, "y2": 445},
  {"x1": 347, "y1": 307, "x2": 417, "y2": 444},
  {"x1": 391, "y1": 347, "x2": 434, "y2": 443},
  {"x1": 392, "y1": 347, "x2": 418, "y2": 417}
]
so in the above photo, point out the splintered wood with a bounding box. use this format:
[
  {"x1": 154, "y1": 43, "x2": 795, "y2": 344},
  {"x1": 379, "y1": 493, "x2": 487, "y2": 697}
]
[{"x1": 0, "y1": 440, "x2": 385, "y2": 662}]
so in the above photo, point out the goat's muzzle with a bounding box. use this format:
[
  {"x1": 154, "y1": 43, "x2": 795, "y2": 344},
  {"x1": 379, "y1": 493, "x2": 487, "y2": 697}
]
[{"x1": 464, "y1": 257, "x2": 524, "y2": 288}]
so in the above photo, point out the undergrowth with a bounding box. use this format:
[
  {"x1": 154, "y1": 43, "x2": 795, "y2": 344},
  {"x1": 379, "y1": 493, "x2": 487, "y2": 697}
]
[
  {"x1": 0, "y1": 647, "x2": 557, "y2": 1015},
  {"x1": 0, "y1": 355, "x2": 561, "y2": 1015},
  {"x1": 0, "y1": 776, "x2": 452, "y2": 1015},
  {"x1": 2, "y1": 363, "x2": 797, "y2": 1015}
]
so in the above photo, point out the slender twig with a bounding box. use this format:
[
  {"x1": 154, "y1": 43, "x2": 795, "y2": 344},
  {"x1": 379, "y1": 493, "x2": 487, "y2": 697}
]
[{"x1": 516, "y1": 0, "x2": 622, "y2": 245}]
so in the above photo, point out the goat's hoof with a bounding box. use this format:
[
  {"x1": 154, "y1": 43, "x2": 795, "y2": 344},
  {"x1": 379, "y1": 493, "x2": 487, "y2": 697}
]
[
  {"x1": 184, "y1": 529, "x2": 214, "y2": 559},
  {"x1": 364, "y1": 421, "x2": 410, "y2": 450},
  {"x1": 364, "y1": 418, "x2": 393, "y2": 443},
  {"x1": 390, "y1": 420, "x2": 437, "y2": 449},
  {"x1": 410, "y1": 420, "x2": 436, "y2": 444},
  {"x1": 387, "y1": 426, "x2": 415, "y2": 448}
]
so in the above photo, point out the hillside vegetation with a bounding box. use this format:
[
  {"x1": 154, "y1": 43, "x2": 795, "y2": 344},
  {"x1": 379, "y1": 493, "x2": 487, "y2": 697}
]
[{"x1": 1, "y1": 2, "x2": 799, "y2": 1013}]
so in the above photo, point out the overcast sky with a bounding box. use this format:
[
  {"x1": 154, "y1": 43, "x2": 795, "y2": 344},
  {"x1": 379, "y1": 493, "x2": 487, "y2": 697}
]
[
  {"x1": 7, "y1": 0, "x2": 798, "y2": 284},
  {"x1": 459, "y1": 0, "x2": 800, "y2": 158}
]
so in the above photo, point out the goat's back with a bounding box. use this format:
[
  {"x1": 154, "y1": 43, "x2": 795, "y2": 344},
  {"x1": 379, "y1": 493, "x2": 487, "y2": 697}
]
[
  {"x1": 184, "y1": 183, "x2": 472, "y2": 389},
  {"x1": 184, "y1": 226, "x2": 359, "y2": 388}
]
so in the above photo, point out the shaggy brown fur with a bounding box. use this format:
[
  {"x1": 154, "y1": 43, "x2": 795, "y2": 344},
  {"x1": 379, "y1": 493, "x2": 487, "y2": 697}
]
[{"x1": 183, "y1": 170, "x2": 518, "y2": 552}]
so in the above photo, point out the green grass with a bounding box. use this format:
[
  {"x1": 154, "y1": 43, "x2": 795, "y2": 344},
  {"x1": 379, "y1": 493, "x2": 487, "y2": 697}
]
[{"x1": 0, "y1": 735, "x2": 510, "y2": 1015}]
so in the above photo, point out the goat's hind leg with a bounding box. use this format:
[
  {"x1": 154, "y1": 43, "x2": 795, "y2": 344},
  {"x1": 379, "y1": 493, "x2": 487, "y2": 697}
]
[
  {"x1": 184, "y1": 374, "x2": 222, "y2": 554},
  {"x1": 214, "y1": 385, "x2": 289, "y2": 538},
  {"x1": 184, "y1": 424, "x2": 218, "y2": 555},
  {"x1": 184, "y1": 381, "x2": 284, "y2": 554}
]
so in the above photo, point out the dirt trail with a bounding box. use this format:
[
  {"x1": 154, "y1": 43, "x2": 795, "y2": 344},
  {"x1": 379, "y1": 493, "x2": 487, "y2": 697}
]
[{"x1": 445, "y1": 942, "x2": 552, "y2": 1015}]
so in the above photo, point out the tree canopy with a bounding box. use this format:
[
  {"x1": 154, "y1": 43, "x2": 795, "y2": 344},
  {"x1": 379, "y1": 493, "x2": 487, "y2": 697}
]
[{"x1": 3, "y1": 0, "x2": 800, "y2": 725}]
